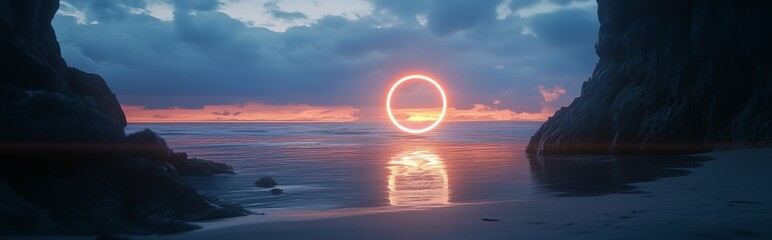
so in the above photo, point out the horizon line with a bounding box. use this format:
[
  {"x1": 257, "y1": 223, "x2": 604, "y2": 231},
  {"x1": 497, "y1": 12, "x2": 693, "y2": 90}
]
[{"x1": 126, "y1": 119, "x2": 546, "y2": 124}]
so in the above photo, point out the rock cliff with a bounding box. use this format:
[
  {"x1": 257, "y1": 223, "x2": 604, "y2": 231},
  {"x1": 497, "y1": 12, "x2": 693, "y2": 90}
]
[
  {"x1": 527, "y1": 0, "x2": 772, "y2": 154},
  {"x1": 1, "y1": 0, "x2": 125, "y2": 133},
  {"x1": 0, "y1": 0, "x2": 248, "y2": 234}
]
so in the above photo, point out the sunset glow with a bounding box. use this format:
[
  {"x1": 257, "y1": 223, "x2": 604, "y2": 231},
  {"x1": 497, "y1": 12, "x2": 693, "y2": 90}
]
[
  {"x1": 390, "y1": 104, "x2": 554, "y2": 122},
  {"x1": 387, "y1": 75, "x2": 448, "y2": 134},
  {"x1": 122, "y1": 102, "x2": 360, "y2": 123},
  {"x1": 123, "y1": 102, "x2": 555, "y2": 123}
]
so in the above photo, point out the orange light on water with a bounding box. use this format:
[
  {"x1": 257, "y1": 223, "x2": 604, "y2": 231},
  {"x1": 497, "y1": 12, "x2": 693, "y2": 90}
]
[
  {"x1": 387, "y1": 150, "x2": 449, "y2": 206},
  {"x1": 386, "y1": 75, "x2": 448, "y2": 134}
]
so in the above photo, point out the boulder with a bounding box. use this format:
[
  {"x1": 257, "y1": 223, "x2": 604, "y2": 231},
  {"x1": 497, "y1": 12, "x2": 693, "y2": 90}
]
[
  {"x1": 0, "y1": 180, "x2": 61, "y2": 234},
  {"x1": 255, "y1": 176, "x2": 278, "y2": 188},
  {"x1": 66, "y1": 67, "x2": 127, "y2": 127},
  {"x1": 123, "y1": 129, "x2": 172, "y2": 162},
  {"x1": 169, "y1": 152, "x2": 236, "y2": 177},
  {"x1": 8, "y1": 157, "x2": 250, "y2": 235}
]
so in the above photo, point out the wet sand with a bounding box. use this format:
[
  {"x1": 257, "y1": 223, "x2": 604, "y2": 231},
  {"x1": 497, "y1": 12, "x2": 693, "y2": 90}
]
[
  {"x1": 137, "y1": 148, "x2": 772, "y2": 240},
  {"x1": 14, "y1": 148, "x2": 771, "y2": 240}
]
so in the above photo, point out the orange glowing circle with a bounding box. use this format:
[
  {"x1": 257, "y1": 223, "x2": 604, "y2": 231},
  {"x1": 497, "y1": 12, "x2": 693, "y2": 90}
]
[{"x1": 386, "y1": 75, "x2": 448, "y2": 134}]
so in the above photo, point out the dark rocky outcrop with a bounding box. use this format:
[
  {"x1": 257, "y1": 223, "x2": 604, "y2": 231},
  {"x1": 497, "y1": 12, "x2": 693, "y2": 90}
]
[
  {"x1": 0, "y1": 129, "x2": 250, "y2": 235},
  {"x1": 0, "y1": 86, "x2": 124, "y2": 142},
  {"x1": 169, "y1": 152, "x2": 236, "y2": 177},
  {"x1": 0, "y1": 0, "x2": 249, "y2": 235},
  {"x1": 0, "y1": 0, "x2": 69, "y2": 92},
  {"x1": 0, "y1": 181, "x2": 61, "y2": 234},
  {"x1": 255, "y1": 176, "x2": 278, "y2": 188},
  {"x1": 1, "y1": 0, "x2": 126, "y2": 129},
  {"x1": 527, "y1": 0, "x2": 772, "y2": 154},
  {"x1": 66, "y1": 67, "x2": 127, "y2": 127},
  {"x1": 2, "y1": 155, "x2": 246, "y2": 235}
]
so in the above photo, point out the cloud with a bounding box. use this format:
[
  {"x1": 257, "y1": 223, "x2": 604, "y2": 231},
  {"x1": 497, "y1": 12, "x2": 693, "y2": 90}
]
[
  {"x1": 220, "y1": 0, "x2": 371, "y2": 31},
  {"x1": 122, "y1": 102, "x2": 360, "y2": 122},
  {"x1": 539, "y1": 85, "x2": 567, "y2": 102},
  {"x1": 425, "y1": 0, "x2": 500, "y2": 35},
  {"x1": 58, "y1": 1, "x2": 88, "y2": 24},
  {"x1": 263, "y1": 1, "x2": 308, "y2": 21},
  {"x1": 529, "y1": 8, "x2": 598, "y2": 48},
  {"x1": 508, "y1": 0, "x2": 541, "y2": 11},
  {"x1": 549, "y1": 0, "x2": 591, "y2": 6},
  {"x1": 52, "y1": 0, "x2": 599, "y2": 120},
  {"x1": 448, "y1": 104, "x2": 553, "y2": 121},
  {"x1": 173, "y1": 0, "x2": 220, "y2": 11},
  {"x1": 390, "y1": 104, "x2": 555, "y2": 122},
  {"x1": 212, "y1": 110, "x2": 232, "y2": 116}
]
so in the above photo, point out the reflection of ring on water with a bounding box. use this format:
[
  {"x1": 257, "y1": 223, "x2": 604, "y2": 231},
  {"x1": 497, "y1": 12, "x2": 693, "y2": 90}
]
[{"x1": 387, "y1": 150, "x2": 449, "y2": 206}]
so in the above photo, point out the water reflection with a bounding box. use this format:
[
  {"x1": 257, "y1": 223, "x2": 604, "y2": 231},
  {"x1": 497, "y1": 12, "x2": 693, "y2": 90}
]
[
  {"x1": 528, "y1": 154, "x2": 712, "y2": 197},
  {"x1": 387, "y1": 150, "x2": 450, "y2": 206}
]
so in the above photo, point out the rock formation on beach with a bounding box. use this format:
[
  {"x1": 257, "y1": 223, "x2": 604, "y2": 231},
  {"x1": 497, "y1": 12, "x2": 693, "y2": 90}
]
[
  {"x1": 0, "y1": 0, "x2": 248, "y2": 234},
  {"x1": 527, "y1": 0, "x2": 772, "y2": 154},
  {"x1": 170, "y1": 152, "x2": 237, "y2": 177},
  {"x1": 255, "y1": 176, "x2": 278, "y2": 188}
]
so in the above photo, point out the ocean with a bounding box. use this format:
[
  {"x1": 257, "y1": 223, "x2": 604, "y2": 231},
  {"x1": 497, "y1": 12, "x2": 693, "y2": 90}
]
[{"x1": 125, "y1": 121, "x2": 705, "y2": 212}]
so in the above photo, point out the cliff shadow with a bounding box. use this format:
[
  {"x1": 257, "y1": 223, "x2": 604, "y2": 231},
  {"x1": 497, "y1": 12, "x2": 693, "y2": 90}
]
[{"x1": 528, "y1": 154, "x2": 712, "y2": 197}]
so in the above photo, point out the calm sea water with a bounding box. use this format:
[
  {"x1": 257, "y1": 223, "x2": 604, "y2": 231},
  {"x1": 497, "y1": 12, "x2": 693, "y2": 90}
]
[{"x1": 125, "y1": 122, "x2": 707, "y2": 212}]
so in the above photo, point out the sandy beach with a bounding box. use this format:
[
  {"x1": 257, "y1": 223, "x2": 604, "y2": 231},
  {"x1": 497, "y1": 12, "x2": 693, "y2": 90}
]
[
  {"x1": 128, "y1": 148, "x2": 772, "y2": 240},
  {"x1": 10, "y1": 149, "x2": 772, "y2": 240}
]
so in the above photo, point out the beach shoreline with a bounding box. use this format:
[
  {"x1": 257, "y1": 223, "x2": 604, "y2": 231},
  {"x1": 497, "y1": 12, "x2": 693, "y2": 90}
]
[
  {"x1": 135, "y1": 148, "x2": 772, "y2": 240},
  {"x1": 12, "y1": 148, "x2": 772, "y2": 239}
]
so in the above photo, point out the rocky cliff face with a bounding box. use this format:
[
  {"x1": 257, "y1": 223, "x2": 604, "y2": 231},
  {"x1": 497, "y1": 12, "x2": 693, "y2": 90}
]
[
  {"x1": 1, "y1": 0, "x2": 126, "y2": 131},
  {"x1": 0, "y1": 0, "x2": 248, "y2": 234},
  {"x1": 527, "y1": 0, "x2": 772, "y2": 154}
]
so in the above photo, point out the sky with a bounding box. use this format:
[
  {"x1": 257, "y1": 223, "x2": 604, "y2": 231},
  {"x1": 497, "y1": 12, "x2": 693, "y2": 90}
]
[{"x1": 53, "y1": 0, "x2": 599, "y2": 122}]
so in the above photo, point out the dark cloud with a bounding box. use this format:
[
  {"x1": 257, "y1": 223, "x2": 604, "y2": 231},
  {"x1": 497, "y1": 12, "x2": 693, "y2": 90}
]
[
  {"x1": 263, "y1": 2, "x2": 308, "y2": 20},
  {"x1": 509, "y1": 0, "x2": 540, "y2": 11},
  {"x1": 549, "y1": 0, "x2": 593, "y2": 6},
  {"x1": 174, "y1": 10, "x2": 247, "y2": 45},
  {"x1": 529, "y1": 8, "x2": 598, "y2": 48},
  {"x1": 549, "y1": 0, "x2": 574, "y2": 6},
  {"x1": 425, "y1": 0, "x2": 501, "y2": 35},
  {"x1": 212, "y1": 110, "x2": 231, "y2": 116},
  {"x1": 53, "y1": 0, "x2": 599, "y2": 116},
  {"x1": 88, "y1": 1, "x2": 134, "y2": 21},
  {"x1": 371, "y1": 0, "x2": 501, "y2": 35},
  {"x1": 172, "y1": 0, "x2": 220, "y2": 11},
  {"x1": 370, "y1": 0, "x2": 430, "y2": 19},
  {"x1": 62, "y1": 0, "x2": 147, "y2": 22}
]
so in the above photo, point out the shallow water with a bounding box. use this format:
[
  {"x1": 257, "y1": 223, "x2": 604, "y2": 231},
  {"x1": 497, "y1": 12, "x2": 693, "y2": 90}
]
[{"x1": 126, "y1": 122, "x2": 707, "y2": 211}]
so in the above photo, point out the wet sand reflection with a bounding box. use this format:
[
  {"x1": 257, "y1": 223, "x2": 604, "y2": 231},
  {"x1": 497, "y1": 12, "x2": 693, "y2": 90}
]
[{"x1": 387, "y1": 150, "x2": 450, "y2": 206}]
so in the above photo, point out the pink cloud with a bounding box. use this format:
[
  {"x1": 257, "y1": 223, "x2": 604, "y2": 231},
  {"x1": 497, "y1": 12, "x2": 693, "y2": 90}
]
[
  {"x1": 447, "y1": 104, "x2": 553, "y2": 121},
  {"x1": 122, "y1": 102, "x2": 360, "y2": 123},
  {"x1": 538, "y1": 85, "x2": 567, "y2": 102},
  {"x1": 390, "y1": 104, "x2": 556, "y2": 122}
]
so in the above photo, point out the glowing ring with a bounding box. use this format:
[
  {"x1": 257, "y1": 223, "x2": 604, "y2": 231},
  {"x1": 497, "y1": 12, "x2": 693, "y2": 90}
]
[{"x1": 386, "y1": 75, "x2": 448, "y2": 134}]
